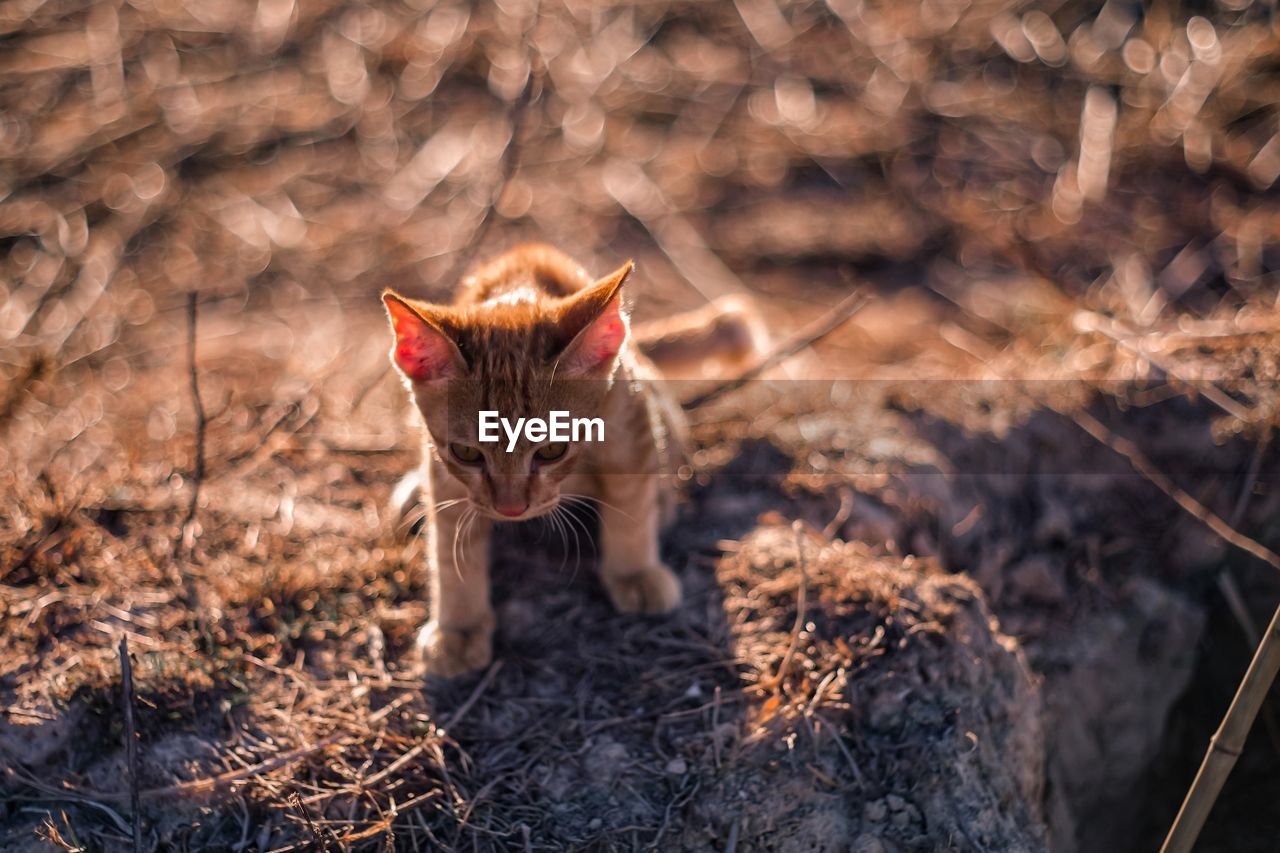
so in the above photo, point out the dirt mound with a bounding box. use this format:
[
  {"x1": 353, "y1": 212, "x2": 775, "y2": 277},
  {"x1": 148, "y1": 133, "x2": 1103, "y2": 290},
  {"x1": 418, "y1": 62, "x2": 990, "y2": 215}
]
[{"x1": 675, "y1": 525, "x2": 1046, "y2": 852}]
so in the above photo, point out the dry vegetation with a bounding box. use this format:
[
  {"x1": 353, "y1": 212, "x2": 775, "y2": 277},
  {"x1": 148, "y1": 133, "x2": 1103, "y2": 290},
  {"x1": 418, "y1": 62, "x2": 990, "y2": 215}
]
[{"x1": 2, "y1": 0, "x2": 1280, "y2": 850}]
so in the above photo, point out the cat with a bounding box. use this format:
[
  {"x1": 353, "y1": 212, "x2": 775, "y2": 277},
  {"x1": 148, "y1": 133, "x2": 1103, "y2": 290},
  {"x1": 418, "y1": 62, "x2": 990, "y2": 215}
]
[{"x1": 382, "y1": 244, "x2": 761, "y2": 676}]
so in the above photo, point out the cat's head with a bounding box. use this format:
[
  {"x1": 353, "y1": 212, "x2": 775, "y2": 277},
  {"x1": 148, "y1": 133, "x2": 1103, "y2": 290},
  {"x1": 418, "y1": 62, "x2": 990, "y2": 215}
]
[{"x1": 381, "y1": 261, "x2": 632, "y2": 521}]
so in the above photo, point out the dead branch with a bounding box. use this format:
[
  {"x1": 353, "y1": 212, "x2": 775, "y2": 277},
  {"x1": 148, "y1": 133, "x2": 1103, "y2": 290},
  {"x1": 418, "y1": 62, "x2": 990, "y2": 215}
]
[
  {"x1": 1074, "y1": 310, "x2": 1255, "y2": 423},
  {"x1": 1064, "y1": 407, "x2": 1280, "y2": 572},
  {"x1": 119, "y1": 637, "x2": 142, "y2": 853},
  {"x1": 179, "y1": 290, "x2": 207, "y2": 555},
  {"x1": 1162, "y1": 603, "x2": 1280, "y2": 853},
  {"x1": 684, "y1": 289, "x2": 871, "y2": 410},
  {"x1": 1060, "y1": 408, "x2": 1280, "y2": 853},
  {"x1": 290, "y1": 791, "x2": 338, "y2": 852}
]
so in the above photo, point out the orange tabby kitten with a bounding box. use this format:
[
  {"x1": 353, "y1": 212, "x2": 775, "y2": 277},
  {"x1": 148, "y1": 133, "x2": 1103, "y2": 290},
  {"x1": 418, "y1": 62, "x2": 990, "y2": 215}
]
[{"x1": 383, "y1": 245, "x2": 758, "y2": 676}]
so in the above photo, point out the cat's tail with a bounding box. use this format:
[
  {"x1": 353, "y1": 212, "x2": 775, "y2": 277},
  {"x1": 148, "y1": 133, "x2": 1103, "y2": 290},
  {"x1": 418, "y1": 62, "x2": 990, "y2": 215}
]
[{"x1": 632, "y1": 295, "x2": 767, "y2": 378}]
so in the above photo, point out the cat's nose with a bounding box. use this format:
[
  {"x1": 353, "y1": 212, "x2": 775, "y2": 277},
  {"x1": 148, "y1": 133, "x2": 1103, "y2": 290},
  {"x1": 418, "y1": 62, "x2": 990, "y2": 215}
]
[{"x1": 495, "y1": 501, "x2": 529, "y2": 518}]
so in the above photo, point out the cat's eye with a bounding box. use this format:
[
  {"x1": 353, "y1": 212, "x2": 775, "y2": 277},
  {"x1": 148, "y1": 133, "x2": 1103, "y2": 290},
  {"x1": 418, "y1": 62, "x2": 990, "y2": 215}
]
[
  {"x1": 533, "y1": 442, "x2": 568, "y2": 463},
  {"x1": 449, "y1": 443, "x2": 483, "y2": 465}
]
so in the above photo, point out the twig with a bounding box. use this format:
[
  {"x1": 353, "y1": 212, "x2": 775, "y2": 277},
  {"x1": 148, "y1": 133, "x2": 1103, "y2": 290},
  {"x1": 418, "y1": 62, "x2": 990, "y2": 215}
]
[
  {"x1": 812, "y1": 709, "x2": 864, "y2": 785},
  {"x1": 343, "y1": 665, "x2": 500, "y2": 797},
  {"x1": 725, "y1": 816, "x2": 740, "y2": 853},
  {"x1": 1162, "y1": 603, "x2": 1280, "y2": 853},
  {"x1": 1217, "y1": 432, "x2": 1280, "y2": 755},
  {"x1": 1229, "y1": 433, "x2": 1271, "y2": 529},
  {"x1": 118, "y1": 637, "x2": 142, "y2": 853},
  {"x1": 1074, "y1": 310, "x2": 1255, "y2": 423},
  {"x1": 441, "y1": 660, "x2": 504, "y2": 733},
  {"x1": 1216, "y1": 435, "x2": 1273, "y2": 649},
  {"x1": 822, "y1": 487, "x2": 854, "y2": 540},
  {"x1": 179, "y1": 290, "x2": 206, "y2": 554},
  {"x1": 3, "y1": 732, "x2": 347, "y2": 804},
  {"x1": 684, "y1": 288, "x2": 871, "y2": 410},
  {"x1": 1064, "y1": 407, "x2": 1280, "y2": 572},
  {"x1": 289, "y1": 792, "x2": 336, "y2": 852},
  {"x1": 1061, "y1": 408, "x2": 1280, "y2": 852}
]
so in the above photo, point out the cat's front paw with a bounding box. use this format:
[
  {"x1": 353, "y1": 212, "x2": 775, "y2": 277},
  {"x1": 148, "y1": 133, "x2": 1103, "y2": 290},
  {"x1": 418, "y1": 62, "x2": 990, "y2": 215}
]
[
  {"x1": 416, "y1": 619, "x2": 493, "y2": 677},
  {"x1": 603, "y1": 564, "x2": 682, "y2": 614}
]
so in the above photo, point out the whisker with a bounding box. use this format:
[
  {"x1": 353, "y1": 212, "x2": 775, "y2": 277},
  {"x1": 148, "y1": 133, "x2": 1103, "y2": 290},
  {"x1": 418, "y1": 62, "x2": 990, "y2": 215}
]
[
  {"x1": 560, "y1": 492, "x2": 636, "y2": 523},
  {"x1": 549, "y1": 507, "x2": 571, "y2": 573},
  {"x1": 560, "y1": 498, "x2": 601, "y2": 550},
  {"x1": 450, "y1": 506, "x2": 472, "y2": 582},
  {"x1": 562, "y1": 507, "x2": 583, "y2": 582},
  {"x1": 459, "y1": 507, "x2": 479, "y2": 572},
  {"x1": 558, "y1": 500, "x2": 597, "y2": 578},
  {"x1": 401, "y1": 496, "x2": 469, "y2": 533}
]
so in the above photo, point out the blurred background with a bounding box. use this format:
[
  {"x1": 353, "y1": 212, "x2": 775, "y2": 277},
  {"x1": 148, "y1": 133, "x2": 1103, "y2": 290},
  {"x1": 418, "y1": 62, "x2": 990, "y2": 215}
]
[
  {"x1": 3, "y1": 0, "x2": 1280, "y2": 850},
  {"x1": 3, "y1": 0, "x2": 1279, "y2": 471}
]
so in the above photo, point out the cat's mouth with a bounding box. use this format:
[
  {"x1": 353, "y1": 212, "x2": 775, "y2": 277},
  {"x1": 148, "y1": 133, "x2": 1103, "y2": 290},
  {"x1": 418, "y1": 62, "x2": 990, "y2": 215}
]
[{"x1": 480, "y1": 500, "x2": 557, "y2": 522}]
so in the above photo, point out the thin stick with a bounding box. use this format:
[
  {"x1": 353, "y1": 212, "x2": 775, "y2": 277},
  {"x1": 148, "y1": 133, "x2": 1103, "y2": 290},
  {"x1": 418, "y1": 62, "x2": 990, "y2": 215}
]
[
  {"x1": 441, "y1": 660, "x2": 503, "y2": 732},
  {"x1": 1216, "y1": 435, "x2": 1273, "y2": 650},
  {"x1": 1061, "y1": 408, "x2": 1280, "y2": 852},
  {"x1": 948, "y1": 322, "x2": 1280, "y2": 848},
  {"x1": 180, "y1": 291, "x2": 206, "y2": 552},
  {"x1": 7, "y1": 690, "x2": 420, "y2": 805},
  {"x1": 684, "y1": 289, "x2": 871, "y2": 410},
  {"x1": 1075, "y1": 310, "x2": 1254, "y2": 422},
  {"x1": 290, "y1": 791, "x2": 335, "y2": 852},
  {"x1": 119, "y1": 637, "x2": 142, "y2": 853},
  {"x1": 1065, "y1": 407, "x2": 1280, "y2": 571},
  {"x1": 360, "y1": 662, "x2": 501, "y2": 792},
  {"x1": 1216, "y1": 434, "x2": 1280, "y2": 756},
  {"x1": 1162, "y1": 603, "x2": 1280, "y2": 853},
  {"x1": 1229, "y1": 433, "x2": 1271, "y2": 529}
]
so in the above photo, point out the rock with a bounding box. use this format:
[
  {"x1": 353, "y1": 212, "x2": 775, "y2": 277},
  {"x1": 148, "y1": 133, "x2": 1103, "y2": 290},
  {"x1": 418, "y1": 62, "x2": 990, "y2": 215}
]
[
  {"x1": 582, "y1": 737, "x2": 629, "y2": 786},
  {"x1": 1039, "y1": 578, "x2": 1205, "y2": 851}
]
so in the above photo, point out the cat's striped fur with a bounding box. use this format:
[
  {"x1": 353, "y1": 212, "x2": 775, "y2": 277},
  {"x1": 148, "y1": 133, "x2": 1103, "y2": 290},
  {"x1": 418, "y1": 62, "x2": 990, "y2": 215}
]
[{"x1": 383, "y1": 244, "x2": 759, "y2": 676}]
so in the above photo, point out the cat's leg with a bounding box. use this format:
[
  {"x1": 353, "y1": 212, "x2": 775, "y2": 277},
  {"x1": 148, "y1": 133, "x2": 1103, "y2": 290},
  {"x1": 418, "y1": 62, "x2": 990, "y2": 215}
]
[
  {"x1": 418, "y1": 458, "x2": 494, "y2": 677},
  {"x1": 595, "y1": 473, "x2": 682, "y2": 614}
]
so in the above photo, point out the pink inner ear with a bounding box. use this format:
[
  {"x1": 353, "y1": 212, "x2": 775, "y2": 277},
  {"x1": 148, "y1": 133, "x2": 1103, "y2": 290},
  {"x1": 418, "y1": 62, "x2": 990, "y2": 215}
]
[
  {"x1": 385, "y1": 298, "x2": 457, "y2": 383},
  {"x1": 562, "y1": 297, "x2": 626, "y2": 375}
]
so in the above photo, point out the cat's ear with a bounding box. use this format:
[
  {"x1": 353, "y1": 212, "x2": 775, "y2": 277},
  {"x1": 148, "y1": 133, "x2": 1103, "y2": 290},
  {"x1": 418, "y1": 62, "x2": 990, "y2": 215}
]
[
  {"x1": 382, "y1": 291, "x2": 464, "y2": 383},
  {"x1": 556, "y1": 260, "x2": 633, "y2": 377}
]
